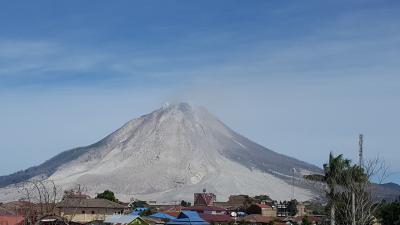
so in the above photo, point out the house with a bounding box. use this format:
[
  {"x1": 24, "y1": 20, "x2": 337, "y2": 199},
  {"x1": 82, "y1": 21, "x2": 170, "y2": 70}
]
[
  {"x1": 194, "y1": 191, "x2": 216, "y2": 206},
  {"x1": 214, "y1": 195, "x2": 256, "y2": 211},
  {"x1": 1, "y1": 201, "x2": 58, "y2": 224},
  {"x1": 1, "y1": 201, "x2": 31, "y2": 217},
  {"x1": 57, "y1": 195, "x2": 127, "y2": 223},
  {"x1": 166, "y1": 211, "x2": 209, "y2": 225},
  {"x1": 247, "y1": 203, "x2": 277, "y2": 217},
  {"x1": 296, "y1": 202, "x2": 306, "y2": 217},
  {"x1": 276, "y1": 202, "x2": 289, "y2": 217}
]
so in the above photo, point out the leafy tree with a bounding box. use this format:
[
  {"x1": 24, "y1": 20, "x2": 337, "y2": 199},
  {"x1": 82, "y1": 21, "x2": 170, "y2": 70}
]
[
  {"x1": 302, "y1": 216, "x2": 312, "y2": 225},
  {"x1": 96, "y1": 190, "x2": 118, "y2": 203},
  {"x1": 287, "y1": 199, "x2": 298, "y2": 216},
  {"x1": 306, "y1": 153, "x2": 388, "y2": 225},
  {"x1": 254, "y1": 195, "x2": 272, "y2": 202},
  {"x1": 377, "y1": 199, "x2": 400, "y2": 225},
  {"x1": 180, "y1": 200, "x2": 192, "y2": 207},
  {"x1": 246, "y1": 204, "x2": 262, "y2": 215},
  {"x1": 304, "y1": 153, "x2": 351, "y2": 225}
]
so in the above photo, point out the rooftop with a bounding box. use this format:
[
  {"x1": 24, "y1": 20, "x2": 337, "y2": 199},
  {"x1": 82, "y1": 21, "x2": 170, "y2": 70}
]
[{"x1": 57, "y1": 198, "x2": 127, "y2": 209}]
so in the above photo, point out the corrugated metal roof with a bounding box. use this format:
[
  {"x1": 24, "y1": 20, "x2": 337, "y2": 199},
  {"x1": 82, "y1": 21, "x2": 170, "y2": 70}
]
[
  {"x1": 57, "y1": 198, "x2": 127, "y2": 209},
  {"x1": 104, "y1": 214, "x2": 138, "y2": 224},
  {"x1": 150, "y1": 212, "x2": 176, "y2": 220},
  {"x1": 167, "y1": 211, "x2": 209, "y2": 225}
]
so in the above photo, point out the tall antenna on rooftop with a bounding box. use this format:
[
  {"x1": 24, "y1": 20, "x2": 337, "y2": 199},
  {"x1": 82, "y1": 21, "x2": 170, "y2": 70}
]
[
  {"x1": 359, "y1": 134, "x2": 363, "y2": 167},
  {"x1": 291, "y1": 168, "x2": 295, "y2": 200}
]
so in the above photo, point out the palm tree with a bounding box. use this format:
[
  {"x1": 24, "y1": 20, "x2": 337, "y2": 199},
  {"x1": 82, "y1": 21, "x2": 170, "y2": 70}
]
[{"x1": 304, "y1": 152, "x2": 351, "y2": 225}]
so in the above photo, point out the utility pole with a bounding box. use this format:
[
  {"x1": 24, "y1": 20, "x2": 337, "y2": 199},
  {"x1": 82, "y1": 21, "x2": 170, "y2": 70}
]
[
  {"x1": 352, "y1": 134, "x2": 363, "y2": 225},
  {"x1": 291, "y1": 168, "x2": 295, "y2": 200},
  {"x1": 359, "y1": 134, "x2": 363, "y2": 167}
]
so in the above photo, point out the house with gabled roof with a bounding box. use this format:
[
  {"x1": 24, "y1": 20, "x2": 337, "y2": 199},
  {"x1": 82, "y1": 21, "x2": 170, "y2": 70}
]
[
  {"x1": 194, "y1": 191, "x2": 216, "y2": 207},
  {"x1": 57, "y1": 195, "x2": 127, "y2": 223}
]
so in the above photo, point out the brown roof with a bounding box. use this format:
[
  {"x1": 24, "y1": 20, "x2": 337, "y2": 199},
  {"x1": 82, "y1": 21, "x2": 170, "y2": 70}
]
[
  {"x1": 242, "y1": 215, "x2": 274, "y2": 223},
  {"x1": 255, "y1": 204, "x2": 272, "y2": 209},
  {"x1": 194, "y1": 193, "x2": 215, "y2": 206},
  {"x1": 183, "y1": 206, "x2": 226, "y2": 211},
  {"x1": 2, "y1": 201, "x2": 31, "y2": 209},
  {"x1": 199, "y1": 214, "x2": 233, "y2": 222},
  {"x1": 57, "y1": 198, "x2": 127, "y2": 209}
]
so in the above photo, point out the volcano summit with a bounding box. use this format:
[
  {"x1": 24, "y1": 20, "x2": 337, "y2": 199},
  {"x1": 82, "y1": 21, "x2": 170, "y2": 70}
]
[{"x1": 0, "y1": 103, "x2": 321, "y2": 202}]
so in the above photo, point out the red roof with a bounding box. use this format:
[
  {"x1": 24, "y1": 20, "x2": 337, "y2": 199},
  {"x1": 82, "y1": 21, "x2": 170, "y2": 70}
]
[
  {"x1": 256, "y1": 204, "x2": 272, "y2": 209},
  {"x1": 0, "y1": 215, "x2": 25, "y2": 225},
  {"x1": 200, "y1": 214, "x2": 233, "y2": 222}
]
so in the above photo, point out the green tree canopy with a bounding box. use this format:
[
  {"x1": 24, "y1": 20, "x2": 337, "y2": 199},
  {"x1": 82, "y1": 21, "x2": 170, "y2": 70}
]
[
  {"x1": 287, "y1": 199, "x2": 298, "y2": 216},
  {"x1": 378, "y1": 199, "x2": 400, "y2": 225},
  {"x1": 96, "y1": 190, "x2": 119, "y2": 203},
  {"x1": 180, "y1": 200, "x2": 191, "y2": 207}
]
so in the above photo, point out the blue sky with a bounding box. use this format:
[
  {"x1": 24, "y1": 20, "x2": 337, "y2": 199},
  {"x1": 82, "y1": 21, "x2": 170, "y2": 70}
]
[{"x1": 0, "y1": 1, "x2": 399, "y2": 183}]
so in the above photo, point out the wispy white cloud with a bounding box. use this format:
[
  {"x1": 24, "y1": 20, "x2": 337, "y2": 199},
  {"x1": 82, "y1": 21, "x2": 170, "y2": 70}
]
[{"x1": 1, "y1": 0, "x2": 400, "y2": 184}]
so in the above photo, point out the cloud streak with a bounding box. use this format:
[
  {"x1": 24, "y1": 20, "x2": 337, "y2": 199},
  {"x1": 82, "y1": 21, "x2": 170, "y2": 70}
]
[{"x1": 1, "y1": 0, "x2": 400, "y2": 183}]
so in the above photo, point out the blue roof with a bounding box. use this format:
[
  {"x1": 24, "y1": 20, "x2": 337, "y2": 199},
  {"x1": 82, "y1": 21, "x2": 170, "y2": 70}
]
[
  {"x1": 150, "y1": 212, "x2": 176, "y2": 220},
  {"x1": 129, "y1": 208, "x2": 148, "y2": 216},
  {"x1": 134, "y1": 208, "x2": 148, "y2": 211},
  {"x1": 167, "y1": 211, "x2": 209, "y2": 225}
]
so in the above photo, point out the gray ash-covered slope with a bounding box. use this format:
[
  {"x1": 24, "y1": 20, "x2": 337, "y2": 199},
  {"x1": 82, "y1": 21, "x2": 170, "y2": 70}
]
[{"x1": 0, "y1": 103, "x2": 322, "y2": 202}]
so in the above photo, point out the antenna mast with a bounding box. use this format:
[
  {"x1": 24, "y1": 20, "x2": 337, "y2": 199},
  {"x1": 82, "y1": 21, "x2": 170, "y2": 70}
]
[
  {"x1": 359, "y1": 134, "x2": 363, "y2": 167},
  {"x1": 291, "y1": 168, "x2": 295, "y2": 200}
]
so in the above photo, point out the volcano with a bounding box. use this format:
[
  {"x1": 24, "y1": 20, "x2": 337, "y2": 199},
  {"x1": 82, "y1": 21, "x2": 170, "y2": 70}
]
[{"x1": 0, "y1": 103, "x2": 322, "y2": 202}]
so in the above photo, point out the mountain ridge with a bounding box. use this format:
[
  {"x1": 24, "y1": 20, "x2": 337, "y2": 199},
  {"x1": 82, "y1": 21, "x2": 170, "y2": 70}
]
[{"x1": 1, "y1": 103, "x2": 397, "y2": 202}]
